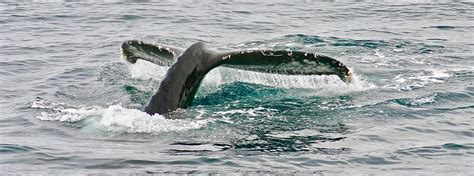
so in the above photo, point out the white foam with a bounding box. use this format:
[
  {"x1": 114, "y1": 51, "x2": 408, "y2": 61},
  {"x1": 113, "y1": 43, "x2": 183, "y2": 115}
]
[
  {"x1": 215, "y1": 107, "x2": 277, "y2": 117},
  {"x1": 98, "y1": 105, "x2": 209, "y2": 133},
  {"x1": 385, "y1": 69, "x2": 452, "y2": 91},
  {"x1": 411, "y1": 94, "x2": 436, "y2": 105},
  {"x1": 31, "y1": 99, "x2": 210, "y2": 134},
  {"x1": 31, "y1": 99, "x2": 93, "y2": 122}
]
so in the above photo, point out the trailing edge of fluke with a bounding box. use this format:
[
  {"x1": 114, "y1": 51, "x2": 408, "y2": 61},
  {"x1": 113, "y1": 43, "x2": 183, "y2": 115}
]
[{"x1": 120, "y1": 40, "x2": 352, "y2": 115}]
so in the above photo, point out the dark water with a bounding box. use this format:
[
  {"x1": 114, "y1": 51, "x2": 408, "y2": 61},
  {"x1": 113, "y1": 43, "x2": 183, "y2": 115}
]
[{"x1": 1, "y1": 1, "x2": 473, "y2": 174}]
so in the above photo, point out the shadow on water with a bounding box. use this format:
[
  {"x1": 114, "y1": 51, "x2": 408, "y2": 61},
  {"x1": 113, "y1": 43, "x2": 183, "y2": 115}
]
[
  {"x1": 231, "y1": 124, "x2": 349, "y2": 154},
  {"x1": 166, "y1": 123, "x2": 350, "y2": 155}
]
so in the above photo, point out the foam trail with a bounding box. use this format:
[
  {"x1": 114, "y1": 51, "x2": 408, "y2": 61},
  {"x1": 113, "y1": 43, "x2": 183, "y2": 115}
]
[{"x1": 31, "y1": 99, "x2": 210, "y2": 134}]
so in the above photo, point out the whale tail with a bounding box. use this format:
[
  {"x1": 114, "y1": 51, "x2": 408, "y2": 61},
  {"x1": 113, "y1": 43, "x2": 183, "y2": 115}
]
[
  {"x1": 120, "y1": 40, "x2": 352, "y2": 114},
  {"x1": 121, "y1": 40, "x2": 352, "y2": 82}
]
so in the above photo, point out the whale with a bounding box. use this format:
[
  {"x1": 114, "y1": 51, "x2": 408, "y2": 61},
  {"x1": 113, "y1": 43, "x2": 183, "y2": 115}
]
[{"x1": 120, "y1": 40, "x2": 352, "y2": 115}]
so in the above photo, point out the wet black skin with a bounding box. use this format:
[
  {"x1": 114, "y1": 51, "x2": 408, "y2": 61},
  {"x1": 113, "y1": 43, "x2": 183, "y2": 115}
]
[{"x1": 143, "y1": 42, "x2": 220, "y2": 115}]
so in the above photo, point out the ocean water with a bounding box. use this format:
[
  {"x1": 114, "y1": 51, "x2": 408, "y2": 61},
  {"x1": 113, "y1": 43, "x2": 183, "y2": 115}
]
[{"x1": 1, "y1": 1, "x2": 473, "y2": 174}]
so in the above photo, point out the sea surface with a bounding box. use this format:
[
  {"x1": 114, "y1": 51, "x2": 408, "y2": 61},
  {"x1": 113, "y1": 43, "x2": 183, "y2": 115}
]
[{"x1": 1, "y1": 1, "x2": 473, "y2": 175}]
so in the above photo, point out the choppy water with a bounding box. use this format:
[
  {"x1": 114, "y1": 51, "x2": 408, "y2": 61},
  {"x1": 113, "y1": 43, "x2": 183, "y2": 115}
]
[{"x1": 1, "y1": 1, "x2": 473, "y2": 174}]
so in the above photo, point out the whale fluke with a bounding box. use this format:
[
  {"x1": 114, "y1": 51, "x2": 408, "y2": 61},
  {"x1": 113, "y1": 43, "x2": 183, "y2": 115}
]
[
  {"x1": 120, "y1": 40, "x2": 352, "y2": 115},
  {"x1": 120, "y1": 40, "x2": 183, "y2": 66},
  {"x1": 216, "y1": 50, "x2": 352, "y2": 83}
]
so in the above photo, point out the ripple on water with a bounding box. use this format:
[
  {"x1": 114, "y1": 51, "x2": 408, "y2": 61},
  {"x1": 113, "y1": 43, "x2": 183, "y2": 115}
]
[
  {"x1": 395, "y1": 143, "x2": 474, "y2": 158},
  {"x1": 0, "y1": 144, "x2": 37, "y2": 154},
  {"x1": 429, "y1": 25, "x2": 457, "y2": 30}
]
